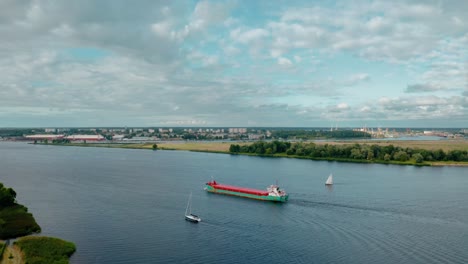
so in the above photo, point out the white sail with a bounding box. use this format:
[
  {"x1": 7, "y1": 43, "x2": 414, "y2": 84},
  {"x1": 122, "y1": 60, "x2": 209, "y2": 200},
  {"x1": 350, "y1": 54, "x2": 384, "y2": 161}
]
[
  {"x1": 185, "y1": 192, "x2": 201, "y2": 222},
  {"x1": 185, "y1": 192, "x2": 192, "y2": 215},
  {"x1": 325, "y1": 174, "x2": 333, "y2": 185}
]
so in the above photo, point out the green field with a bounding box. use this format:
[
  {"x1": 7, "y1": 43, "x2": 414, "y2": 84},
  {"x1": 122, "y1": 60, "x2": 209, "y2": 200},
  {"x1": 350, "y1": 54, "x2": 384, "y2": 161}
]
[{"x1": 15, "y1": 236, "x2": 76, "y2": 264}]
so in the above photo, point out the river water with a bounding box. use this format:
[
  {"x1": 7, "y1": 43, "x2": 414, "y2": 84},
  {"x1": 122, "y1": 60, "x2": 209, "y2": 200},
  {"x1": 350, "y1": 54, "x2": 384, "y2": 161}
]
[{"x1": 0, "y1": 142, "x2": 467, "y2": 264}]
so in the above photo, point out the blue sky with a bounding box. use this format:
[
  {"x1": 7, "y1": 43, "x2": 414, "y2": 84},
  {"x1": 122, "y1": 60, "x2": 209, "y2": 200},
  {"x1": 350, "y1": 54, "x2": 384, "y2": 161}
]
[{"x1": 0, "y1": 0, "x2": 466, "y2": 127}]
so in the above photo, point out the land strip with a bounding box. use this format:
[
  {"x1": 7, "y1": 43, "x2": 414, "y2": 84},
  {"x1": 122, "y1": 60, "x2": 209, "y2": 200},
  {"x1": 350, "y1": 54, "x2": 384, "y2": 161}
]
[{"x1": 47, "y1": 140, "x2": 468, "y2": 166}]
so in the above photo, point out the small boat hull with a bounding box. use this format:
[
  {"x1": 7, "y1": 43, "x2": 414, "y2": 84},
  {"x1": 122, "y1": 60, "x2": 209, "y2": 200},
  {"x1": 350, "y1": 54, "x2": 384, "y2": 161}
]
[{"x1": 185, "y1": 214, "x2": 201, "y2": 223}]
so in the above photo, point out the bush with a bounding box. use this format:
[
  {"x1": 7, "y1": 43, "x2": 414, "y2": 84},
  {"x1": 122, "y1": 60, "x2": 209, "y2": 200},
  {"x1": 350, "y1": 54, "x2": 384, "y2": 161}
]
[
  {"x1": 0, "y1": 204, "x2": 41, "y2": 239},
  {"x1": 0, "y1": 241, "x2": 6, "y2": 259},
  {"x1": 384, "y1": 154, "x2": 391, "y2": 161},
  {"x1": 0, "y1": 183, "x2": 16, "y2": 207},
  {"x1": 15, "y1": 236, "x2": 76, "y2": 264},
  {"x1": 0, "y1": 183, "x2": 41, "y2": 239},
  {"x1": 412, "y1": 153, "x2": 424, "y2": 163},
  {"x1": 393, "y1": 150, "x2": 409, "y2": 162}
]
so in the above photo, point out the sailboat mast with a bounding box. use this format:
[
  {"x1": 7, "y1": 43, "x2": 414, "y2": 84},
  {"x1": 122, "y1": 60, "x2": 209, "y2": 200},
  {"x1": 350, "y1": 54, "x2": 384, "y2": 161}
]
[{"x1": 185, "y1": 192, "x2": 192, "y2": 215}]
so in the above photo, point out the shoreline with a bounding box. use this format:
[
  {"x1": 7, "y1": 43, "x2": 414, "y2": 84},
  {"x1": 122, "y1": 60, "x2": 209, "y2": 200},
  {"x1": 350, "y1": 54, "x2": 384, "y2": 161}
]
[{"x1": 31, "y1": 140, "x2": 468, "y2": 167}]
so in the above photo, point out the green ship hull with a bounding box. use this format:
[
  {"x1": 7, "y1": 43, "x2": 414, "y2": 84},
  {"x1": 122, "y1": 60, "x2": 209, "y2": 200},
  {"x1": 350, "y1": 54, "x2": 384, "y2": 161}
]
[{"x1": 204, "y1": 185, "x2": 289, "y2": 202}]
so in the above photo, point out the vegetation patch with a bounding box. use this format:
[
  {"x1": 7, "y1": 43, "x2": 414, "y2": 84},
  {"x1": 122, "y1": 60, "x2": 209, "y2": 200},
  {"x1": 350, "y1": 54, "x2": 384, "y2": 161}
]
[
  {"x1": 229, "y1": 141, "x2": 468, "y2": 165},
  {"x1": 0, "y1": 241, "x2": 5, "y2": 259},
  {"x1": 15, "y1": 236, "x2": 76, "y2": 264},
  {"x1": 0, "y1": 183, "x2": 41, "y2": 239},
  {"x1": 47, "y1": 140, "x2": 467, "y2": 166}
]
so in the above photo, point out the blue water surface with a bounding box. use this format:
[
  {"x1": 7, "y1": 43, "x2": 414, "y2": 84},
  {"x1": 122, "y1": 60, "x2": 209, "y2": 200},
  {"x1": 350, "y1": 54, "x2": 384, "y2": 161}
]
[{"x1": 0, "y1": 142, "x2": 467, "y2": 264}]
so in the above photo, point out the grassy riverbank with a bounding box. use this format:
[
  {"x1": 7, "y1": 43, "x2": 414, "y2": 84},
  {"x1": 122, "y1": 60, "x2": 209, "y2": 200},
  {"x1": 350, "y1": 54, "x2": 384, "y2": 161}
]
[
  {"x1": 0, "y1": 183, "x2": 41, "y2": 240},
  {"x1": 15, "y1": 236, "x2": 76, "y2": 264},
  {"x1": 0, "y1": 183, "x2": 76, "y2": 263},
  {"x1": 46, "y1": 140, "x2": 468, "y2": 166}
]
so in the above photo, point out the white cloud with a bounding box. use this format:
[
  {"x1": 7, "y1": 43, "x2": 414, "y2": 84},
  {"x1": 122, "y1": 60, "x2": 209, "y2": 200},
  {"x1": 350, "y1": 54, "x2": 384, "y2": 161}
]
[
  {"x1": 337, "y1": 103, "x2": 349, "y2": 110},
  {"x1": 345, "y1": 73, "x2": 370, "y2": 86},
  {"x1": 277, "y1": 57, "x2": 293, "y2": 66},
  {"x1": 230, "y1": 28, "x2": 269, "y2": 44},
  {"x1": 293, "y1": 55, "x2": 302, "y2": 63},
  {"x1": 151, "y1": 21, "x2": 172, "y2": 37},
  {"x1": 360, "y1": 106, "x2": 371, "y2": 112},
  {"x1": 0, "y1": 0, "x2": 466, "y2": 127},
  {"x1": 192, "y1": 0, "x2": 231, "y2": 27}
]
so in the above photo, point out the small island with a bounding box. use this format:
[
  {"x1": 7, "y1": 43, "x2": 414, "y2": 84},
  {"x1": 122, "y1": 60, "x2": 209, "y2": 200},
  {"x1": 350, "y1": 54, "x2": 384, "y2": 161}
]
[{"x1": 0, "y1": 183, "x2": 76, "y2": 263}]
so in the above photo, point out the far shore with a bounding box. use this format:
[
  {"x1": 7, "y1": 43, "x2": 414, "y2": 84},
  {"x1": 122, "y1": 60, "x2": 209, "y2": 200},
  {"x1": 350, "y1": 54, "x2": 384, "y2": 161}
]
[{"x1": 34, "y1": 140, "x2": 468, "y2": 167}]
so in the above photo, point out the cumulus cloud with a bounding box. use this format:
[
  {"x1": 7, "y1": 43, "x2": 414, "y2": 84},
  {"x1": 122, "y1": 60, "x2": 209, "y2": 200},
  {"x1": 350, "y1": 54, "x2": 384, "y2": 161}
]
[
  {"x1": 328, "y1": 103, "x2": 350, "y2": 113},
  {"x1": 345, "y1": 73, "x2": 370, "y2": 86},
  {"x1": 269, "y1": 1, "x2": 468, "y2": 62},
  {"x1": 406, "y1": 83, "x2": 442, "y2": 93},
  {"x1": 230, "y1": 28, "x2": 269, "y2": 44},
  {"x1": 0, "y1": 0, "x2": 466, "y2": 127},
  {"x1": 277, "y1": 57, "x2": 293, "y2": 66}
]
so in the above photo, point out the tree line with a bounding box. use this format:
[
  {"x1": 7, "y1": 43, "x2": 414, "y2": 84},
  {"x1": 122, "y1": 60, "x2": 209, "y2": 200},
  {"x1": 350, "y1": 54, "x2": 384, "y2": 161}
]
[{"x1": 229, "y1": 141, "x2": 468, "y2": 163}]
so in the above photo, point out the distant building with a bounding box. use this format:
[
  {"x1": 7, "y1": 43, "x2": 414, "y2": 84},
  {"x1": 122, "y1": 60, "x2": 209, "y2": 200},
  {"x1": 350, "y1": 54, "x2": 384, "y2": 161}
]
[
  {"x1": 112, "y1": 135, "x2": 125, "y2": 141},
  {"x1": 148, "y1": 129, "x2": 155, "y2": 133},
  {"x1": 248, "y1": 134, "x2": 264, "y2": 140},
  {"x1": 123, "y1": 136, "x2": 159, "y2": 142},
  {"x1": 65, "y1": 135, "x2": 105, "y2": 141},
  {"x1": 229, "y1": 128, "x2": 247, "y2": 134},
  {"x1": 25, "y1": 134, "x2": 64, "y2": 140},
  {"x1": 44, "y1": 128, "x2": 56, "y2": 133}
]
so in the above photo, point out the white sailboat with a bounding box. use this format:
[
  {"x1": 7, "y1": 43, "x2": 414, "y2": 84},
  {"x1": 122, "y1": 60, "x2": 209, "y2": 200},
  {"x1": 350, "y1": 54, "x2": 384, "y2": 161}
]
[
  {"x1": 325, "y1": 173, "x2": 333, "y2": 185},
  {"x1": 185, "y1": 192, "x2": 201, "y2": 223}
]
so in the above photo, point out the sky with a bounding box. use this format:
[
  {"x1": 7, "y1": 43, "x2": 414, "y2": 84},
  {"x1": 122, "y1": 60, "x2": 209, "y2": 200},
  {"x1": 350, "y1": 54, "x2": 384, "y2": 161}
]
[{"x1": 0, "y1": 0, "x2": 467, "y2": 128}]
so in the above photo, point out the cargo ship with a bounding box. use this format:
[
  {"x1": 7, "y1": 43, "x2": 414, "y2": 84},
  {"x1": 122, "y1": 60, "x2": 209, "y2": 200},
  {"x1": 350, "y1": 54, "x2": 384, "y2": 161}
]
[{"x1": 204, "y1": 180, "x2": 289, "y2": 202}]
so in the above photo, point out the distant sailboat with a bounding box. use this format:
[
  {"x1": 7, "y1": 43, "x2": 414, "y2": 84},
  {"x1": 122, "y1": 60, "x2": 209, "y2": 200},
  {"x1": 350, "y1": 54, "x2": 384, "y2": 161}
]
[
  {"x1": 185, "y1": 192, "x2": 201, "y2": 223},
  {"x1": 325, "y1": 174, "x2": 333, "y2": 185}
]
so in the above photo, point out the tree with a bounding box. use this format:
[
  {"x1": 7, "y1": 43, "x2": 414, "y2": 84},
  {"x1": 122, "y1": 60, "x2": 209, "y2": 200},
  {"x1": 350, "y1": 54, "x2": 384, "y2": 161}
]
[
  {"x1": 384, "y1": 153, "x2": 391, "y2": 161},
  {"x1": 350, "y1": 148, "x2": 363, "y2": 159},
  {"x1": 152, "y1": 144, "x2": 158, "y2": 150},
  {"x1": 412, "y1": 153, "x2": 424, "y2": 163},
  {"x1": 229, "y1": 144, "x2": 237, "y2": 153},
  {"x1": 394, "y1": 150, "x2": 409, "y2": 162},
  {"x1": 0, "y1": 183, "x2": 17, "y2": 206},
  {"x1": 295, "y1": 148, "x2": 304, "y2": 156},
  {"x1": 286, "y1": 149, "x2": 295, "y2": 155},
  {"x1": 433, "y1": 149, "x2": 445, "y2": 161}
]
